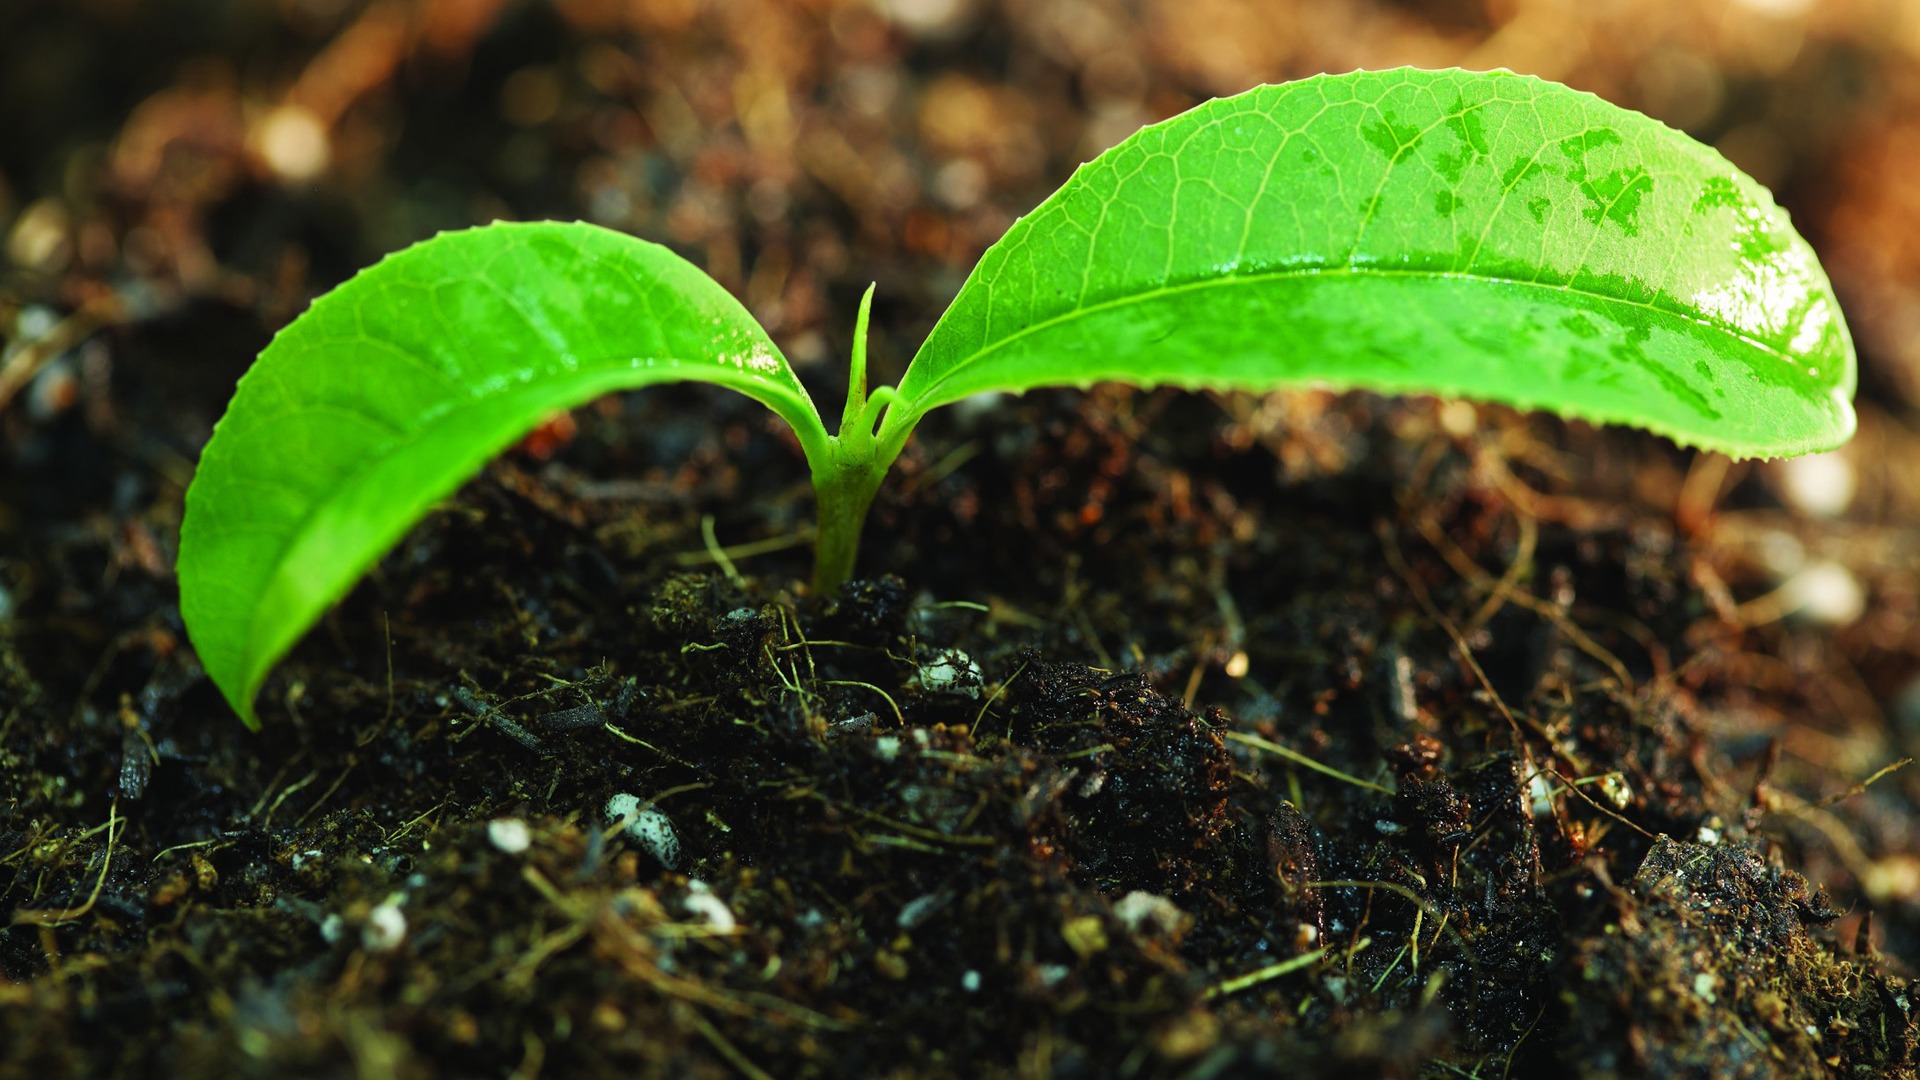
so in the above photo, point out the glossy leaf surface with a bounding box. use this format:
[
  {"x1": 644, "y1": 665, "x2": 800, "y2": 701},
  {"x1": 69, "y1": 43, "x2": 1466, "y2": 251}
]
[
  {"x1": 890, "y1": 68, "x2": 1855, "y2": 458},
  {"x1": 179, "y1": 222, "x2": 824, "y2": 726}
]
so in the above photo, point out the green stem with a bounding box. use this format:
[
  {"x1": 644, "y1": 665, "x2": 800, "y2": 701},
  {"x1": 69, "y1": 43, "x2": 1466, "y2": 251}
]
[
  {"x1": 812, "y1": 284, "x2": 887, "y2": 594},
  {"x1": 811, "y1": 462, "x2": 884, "y2": 594}
]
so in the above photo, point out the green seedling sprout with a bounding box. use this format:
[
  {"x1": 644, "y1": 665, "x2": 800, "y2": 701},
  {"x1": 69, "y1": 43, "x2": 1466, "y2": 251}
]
[{"x1": 178, "y1": 68, "x2": 1857, "y2": 726}]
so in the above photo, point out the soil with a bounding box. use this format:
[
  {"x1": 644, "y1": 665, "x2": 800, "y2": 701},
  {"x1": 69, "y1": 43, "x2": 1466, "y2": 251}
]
[{"x1": 4, "y1": 3, "x2": 1919, "y2": 1078}]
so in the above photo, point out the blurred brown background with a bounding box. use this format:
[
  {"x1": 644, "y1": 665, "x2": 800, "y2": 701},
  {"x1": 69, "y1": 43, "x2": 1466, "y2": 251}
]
[
  {"x1": 3, "y1": 0, "x2": 1918, "y2": 956},
  {"x1": 5, "y1": 0, "x2": 1920, "y2": 398}
]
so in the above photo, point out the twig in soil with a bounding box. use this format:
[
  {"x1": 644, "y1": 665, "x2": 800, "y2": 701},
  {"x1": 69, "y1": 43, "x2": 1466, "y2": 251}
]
[
  {"x1": 821, "y1": 679, "x2": 903, "y2": 726},
  {"x1": 0, "y1": 296, "x2": 123, "y2": 410},
  {"x1": 921, "y1": 599, "x2": 991, "y2": 613},
  {"x1": 1481, "y1": 455, "x2": 1632, "y2": 532},
  {"x1": 1201, "y1": 942, "x2": 1333, "y2": 1000},
  {"x1": 1760, "y1": 761, "x2": 1914, "y2": 892},
  {"x1": 971, "y1": 659, "x2": 1029, "y2": 737},
  {"x1": 521, "y1": 865, "x2": 854, "y2": 1030},
  {"x1": 1462, "y1": 509, "x2": 1538, "y2": 634},
  {"x1": 1225, "y1": 730, "x2": 1394, "y2": 795},
  {"x1": 1371, "y1": 938, "x2": 1416, "y2": 995},
  {"x1": 1501, "y1": 1002, "x2": 1551, "y2": 1080},
  {"x1": 776, "y1": 637, "x2": 875, "y2": 652},
  {"x1": 241, "y1": 753, "x2": 293, "y2": 818},
  {"x1": 765, "y1": 642, "x2": 814, "y2": 704},
  {"x1": 1055, "y1": 743, "x2": 1115, "y2": 761},
  {"x1": 699, "y1": 515, "x2": 746, "y2": 588},
  {"x1": 252, "y1": 767, "x2": 320, "y2": 828},
  {"x1": 644, "y1": 782, "x2": 712, "y2": 805},
  {"x1": 672, "y1": 527, "x2": 813, "y2": 567},
  {"x1": 290, "y1": 762, "x2": 357, "y2": 829},
  {"x1": 450, "y1": 684, "x2": 544, "y2": 753},
  {"x1": 1181, "y1": 632, "x2": 1215, "y2": 710},
  {"x1": 1540, "y1": 767, "x2": 1655, "y2": 840},
  {"x1": 688, "y1": 1010, "x2": 778, "y2": 1080},
  {"x1": 149, "y1": 839, "x2": 224, "y2": 864},
  {"x1": 1379, "y1": 522, "x2": 1570, "y2": 838},
  {"x1": 503, "y1": 918, "x2": 590, "y2": 994},
  {"x1": 1411, "y1": 510, "x2": 1635, "y2": 691},
  {"x1": 598, "y1": 723, "x2": 700, "y2": 769},
  {"x1": 1809, "y1": 757, "x2": 1913, "y2": 810},
  {"x1": 1305, "y1": 879, "x2": 1482, "y2": 974},
  {"x1": 11, "y1": 798, "x2": 120, "y2": 926},
  {"x1": 382, "y1": 802, "x2": 446, "y2": 845}
]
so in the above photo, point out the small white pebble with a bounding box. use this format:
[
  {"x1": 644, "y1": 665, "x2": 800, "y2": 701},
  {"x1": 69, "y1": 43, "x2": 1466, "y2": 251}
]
[
  {"x1": 319, "y1": 913, "x2": 345, "y2": 945},
  {"x1": 962, "y1": 970, "x2": 982, "y2": 992},
  {"x1": 932, "y1": 158, "x2": 987, "y2": 210},
  {"x1": 1438, "y1": 399, "x2": 1479, "y2": 437},
  {"x1": 1696, "y1": 825, "x2": 1721, "y2": 845},
  {"x1": 253, "y1": 104, "x2": 331, "y2": 182},
  {"x1": 1783, "y1": 561, "x2": 1866, "y2": 626},
  {"x1": 897, "y1": 891, "x2": 951, "y2": 929},
  {"x1": 918, "y1": 648, "x2": 983, "y2": 698},
  {"x1": 683, "y1": 879, "x2": 737, "y2": 933},
  {"x1": 1775, "y1": 451, "x2": 1856, "y2": 518},
  {"x1": 605, "y1": 793, "x2": 683, "y2": 869},
  {"x1": 1693, "y1": 972, "x2": 1718, "y2": 1003},
  {"x1": 362, "y1": 896, "x2": 407, "y2": 952},
  {"x1": 487, "y1": 817, "x2": 531, "y2": 854},
  {"x1": 17, "y1": 306, "x2": 58, "y2": 339},
  {"x1": 878, "y1": 0, "x2": 974, "y2": 37},
  {"x1": 1528, "y1": 773, "x2": 1555, "y2": 818},
  {"x1": 873, "y1": 735, "x2": 901, "y2": 761},
  {"x1": 1113, "y1": 891, "x2": 1189, "y2": 938}
]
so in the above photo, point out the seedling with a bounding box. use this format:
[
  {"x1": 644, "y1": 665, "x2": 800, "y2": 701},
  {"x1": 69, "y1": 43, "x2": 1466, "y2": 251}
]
[{"x1": 178, "y1": 68, "x2": 1857, "y2": 726}]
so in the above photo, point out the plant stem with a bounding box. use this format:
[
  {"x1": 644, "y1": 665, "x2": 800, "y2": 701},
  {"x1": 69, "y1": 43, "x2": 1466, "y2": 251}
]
[
  {"x1": 813, "y1": 285, "x2": 886, "y2": 594},
  {"x1": 811, "y1": 463, "x2": 883, "y2": 593}
]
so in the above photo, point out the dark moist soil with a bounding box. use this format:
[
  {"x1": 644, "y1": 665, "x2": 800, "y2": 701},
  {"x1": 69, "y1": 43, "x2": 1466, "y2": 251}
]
[{"x1": 4, "y1": 4, "x2": 1919, "y2": 1079}]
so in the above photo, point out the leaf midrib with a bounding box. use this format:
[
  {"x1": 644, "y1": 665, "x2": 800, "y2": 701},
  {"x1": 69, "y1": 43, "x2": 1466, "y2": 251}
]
[{"x1": 899, "y1": 263, "x2": 1807, "y2": 415}]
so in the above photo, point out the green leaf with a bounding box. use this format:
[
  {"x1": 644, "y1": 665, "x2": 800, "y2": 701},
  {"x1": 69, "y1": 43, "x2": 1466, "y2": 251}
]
[
  {"x1": 178, "y1": 221, "x2": 826, "y2": 727},
  {"x1": 888, "y1": 68, "x2": 1855, "y2": 459}
]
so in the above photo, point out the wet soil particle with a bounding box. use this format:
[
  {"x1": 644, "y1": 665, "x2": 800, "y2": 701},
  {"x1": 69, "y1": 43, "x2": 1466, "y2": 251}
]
[{"x1": 1563, "y1": 834, "x2": 1916, "y2": 1079}]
